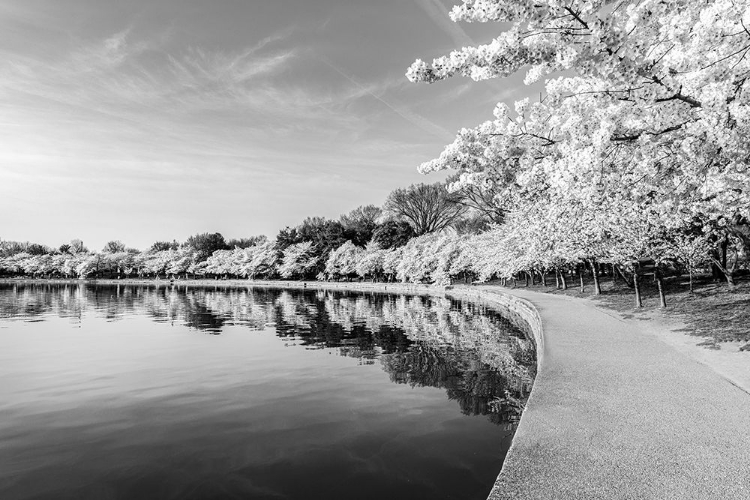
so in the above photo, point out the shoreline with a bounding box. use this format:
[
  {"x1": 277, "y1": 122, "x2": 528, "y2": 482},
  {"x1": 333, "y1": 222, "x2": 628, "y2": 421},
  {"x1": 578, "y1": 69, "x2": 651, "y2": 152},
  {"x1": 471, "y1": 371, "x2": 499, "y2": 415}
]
[
  {"x1": 3, "y1": 277, "x2": 748, "y2": 498},
  {"x1": 3, "y1": 276, "x2": 744, "y2": 390},
  {"x1": 3, "y1": 277, "x2": 744, "y2": 391},
  {"x1": 0, "y1": 277, "x2": 442, "y2": 292}
]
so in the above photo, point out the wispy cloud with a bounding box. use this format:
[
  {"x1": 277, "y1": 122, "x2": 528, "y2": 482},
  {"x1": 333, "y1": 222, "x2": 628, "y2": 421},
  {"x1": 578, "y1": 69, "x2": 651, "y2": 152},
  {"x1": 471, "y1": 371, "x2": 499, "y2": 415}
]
[
  {"x1": 413, "y1": 0, "x2": 475, "y2": 48},
  {"x1": 166, "y1": 47, "x2": 299, "y2": 106},
  {"x1": 318, "y1": 55, "x2": 454, "y2": 142},
  {"x1": 0, "y1": 29, "x2": 320, "y2": 131},
  {"x1": 0, "y1": 24, "x2": 441, "y2": 186},
  {"x1": 70, "y1": 28, "x2": 148, "y2": 69}
]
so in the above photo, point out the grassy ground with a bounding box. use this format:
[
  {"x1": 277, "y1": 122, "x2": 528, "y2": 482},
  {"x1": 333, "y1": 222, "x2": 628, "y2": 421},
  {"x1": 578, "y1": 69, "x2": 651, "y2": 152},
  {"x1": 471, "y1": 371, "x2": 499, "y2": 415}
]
[{"x1": 492, "y1": 273, "x2": 750, "y2": 351}]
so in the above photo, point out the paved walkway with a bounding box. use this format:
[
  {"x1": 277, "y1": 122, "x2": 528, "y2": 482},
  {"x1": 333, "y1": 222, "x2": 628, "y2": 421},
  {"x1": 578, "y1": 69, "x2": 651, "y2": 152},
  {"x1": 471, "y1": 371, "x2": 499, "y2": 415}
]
[{"x1": 482, "y1": 288, "x2": 750, "y2": 500}]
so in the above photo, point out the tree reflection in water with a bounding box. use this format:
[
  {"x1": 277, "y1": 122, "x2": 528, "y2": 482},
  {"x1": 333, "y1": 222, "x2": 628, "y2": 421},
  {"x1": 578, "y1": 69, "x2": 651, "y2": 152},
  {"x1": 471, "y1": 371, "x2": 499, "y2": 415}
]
[{"x1": 0, "y1": 283, "x2": 536, "y2": 424}]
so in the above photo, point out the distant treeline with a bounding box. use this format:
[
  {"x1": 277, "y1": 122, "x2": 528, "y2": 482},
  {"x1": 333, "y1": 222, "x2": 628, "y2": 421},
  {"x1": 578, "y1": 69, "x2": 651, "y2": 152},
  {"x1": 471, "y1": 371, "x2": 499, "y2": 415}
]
[
  {"x1": 0, "y1": 182, "x2": 495, "y2": 283},
  {"x1": 3, "y1": 175, "x2": 749, "y2": 308}
]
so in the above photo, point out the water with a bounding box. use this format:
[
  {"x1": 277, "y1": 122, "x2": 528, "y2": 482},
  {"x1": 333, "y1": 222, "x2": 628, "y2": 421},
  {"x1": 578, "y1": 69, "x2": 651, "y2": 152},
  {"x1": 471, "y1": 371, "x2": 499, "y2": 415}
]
[{"x1": 0, "y1": 283, "x2": 535, "y2": 500}]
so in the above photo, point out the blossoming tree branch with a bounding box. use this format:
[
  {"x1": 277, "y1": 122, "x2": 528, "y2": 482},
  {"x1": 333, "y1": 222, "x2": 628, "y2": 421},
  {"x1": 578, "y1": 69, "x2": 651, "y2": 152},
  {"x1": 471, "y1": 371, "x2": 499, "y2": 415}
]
[{"x1": 406, "y1": 0, "x2": 750, "y2": 294}]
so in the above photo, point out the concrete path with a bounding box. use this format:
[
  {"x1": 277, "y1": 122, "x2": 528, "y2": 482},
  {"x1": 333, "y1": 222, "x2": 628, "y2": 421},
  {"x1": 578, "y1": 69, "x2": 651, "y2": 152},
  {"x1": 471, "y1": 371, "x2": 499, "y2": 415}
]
[{"x1": 482, "y1": 288, "x2": 750, "y2": 500}]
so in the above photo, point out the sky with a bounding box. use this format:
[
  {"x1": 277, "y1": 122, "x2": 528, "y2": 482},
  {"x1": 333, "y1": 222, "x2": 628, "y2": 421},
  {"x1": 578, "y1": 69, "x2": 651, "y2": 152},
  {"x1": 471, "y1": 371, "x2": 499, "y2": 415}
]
[{"x1": 0, "y1": 0, "x2": 529, "y2": 251}]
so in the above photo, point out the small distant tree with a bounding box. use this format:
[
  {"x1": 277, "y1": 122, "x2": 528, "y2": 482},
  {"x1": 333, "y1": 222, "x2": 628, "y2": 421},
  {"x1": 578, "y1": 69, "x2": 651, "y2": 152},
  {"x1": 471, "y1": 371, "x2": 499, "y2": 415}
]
[
  {"x1": 384, "y1": 183, "x2": 466, "y2": 236},
  {"x1": 371, "y1": 220, "x2": 415, "y2": 249},
  {"x1": 26, "y1": 243, "x2": 51, "y2": 255},
  {"x1": 69, "y1": 239, "x2": 88, "y2": 254},
  {"x1": 102, "y1": 240, "x2": 126, "y2": 253},
  {"x1": 149, "y1": 240, "x2": 179, "y2": 252},
  {"x1": 226, "y1": 235, "x2": 267, "y2": 249},
  {"x1": 185, "y1": 232, "x2": 228, "y2": 262},
  {"x1": 0, "y1": 240, "x2": 26, "y2": 257},
  {"x1": 340, "y1": 205, "x2": 382, "y2": 246},
  {"x1": 274, "y1": 227, "x2": 298, "y2": 251},
  {"x1": 58, "y1": 243, "x2": 71, "y2": 254}
]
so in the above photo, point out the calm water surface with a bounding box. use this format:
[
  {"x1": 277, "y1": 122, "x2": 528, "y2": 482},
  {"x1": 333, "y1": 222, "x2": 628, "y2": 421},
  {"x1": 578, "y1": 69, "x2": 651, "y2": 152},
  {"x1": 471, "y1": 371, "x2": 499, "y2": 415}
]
[{"x1": 0, "y1": 284, "x2": 535, "y2": 500}]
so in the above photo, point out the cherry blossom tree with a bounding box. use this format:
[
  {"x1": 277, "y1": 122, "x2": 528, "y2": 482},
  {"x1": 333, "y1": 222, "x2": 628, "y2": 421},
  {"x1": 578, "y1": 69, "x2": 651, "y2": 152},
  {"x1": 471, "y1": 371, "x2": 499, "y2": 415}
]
[
  {"x1": 166, "y1": 248, "x2": 193, "y2": 278},
  {"x1": 279, "y1": 241, "x2": 318, "y2": 279},
  {"x1": 243, "y1": 241, "x2": 280, "y2": 279},
  {"x1": 381, "y1": 247, "x2": 404, "y2": 282},
  {"x1": 406, "y1": 0, "x2": 750, "y2": 294},
  {"x1": 356, "y1": 245, "x2": 387, "y2": 281},
  {"x1": 325, "y1": 241, "x2": 364, "y2": 280}
]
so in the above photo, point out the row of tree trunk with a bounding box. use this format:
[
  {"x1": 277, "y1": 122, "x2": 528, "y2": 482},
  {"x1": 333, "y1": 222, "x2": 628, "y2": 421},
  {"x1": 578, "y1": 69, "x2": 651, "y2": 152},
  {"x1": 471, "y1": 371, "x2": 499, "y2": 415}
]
[{"x1": 504, "y1": 261, "x2": 672, "y2": 309}]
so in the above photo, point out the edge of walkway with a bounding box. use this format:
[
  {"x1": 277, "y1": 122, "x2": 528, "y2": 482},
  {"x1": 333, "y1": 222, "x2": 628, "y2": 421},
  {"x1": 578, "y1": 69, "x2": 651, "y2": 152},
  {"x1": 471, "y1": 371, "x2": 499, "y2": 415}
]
[{"x1": 477, "y1": 286, "x2": 750, "y2": 500}]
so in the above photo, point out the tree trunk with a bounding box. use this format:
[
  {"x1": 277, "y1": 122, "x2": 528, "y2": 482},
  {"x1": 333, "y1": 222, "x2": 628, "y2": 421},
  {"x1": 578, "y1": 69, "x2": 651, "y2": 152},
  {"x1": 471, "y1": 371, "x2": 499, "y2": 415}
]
[
  {"x1": 560, "y1": 271, "x2": 568, "y2": 290},
  {"x1": 633, "y1": 270, "x2": 643, "y2": 308},
  {"x1": 555, "y1": 269, "x2": 560, "y2": 289},
  {"x1": 590, "y1": 260, "x2": 601, "y2": 295},
  {"x1": 710, "y1": 257, "x2": 737, "y2": 287},
  {"x1": 525, "y1": 273, "x2": 530, "y2": 287},
  {"x1": 688, "y1": 268, "x2": 694, "y2": 294},
  {"x1": 726, "y1": 272, "x2": 736, "y2": 287},
  {"x1": 615, "y1": 264, "x2": 634, "y2": 288},
  {"x1": 612, "y1": 263, "x2": 617, "y2": 284},
  {"x1": 711, "y1": 262, "x2": 724, "y2": 282},
  {"x1": 579, "y1": 267, "x2": 585, "y2": 293},
  {"x1": 542, "y1": 271, "x2": 547, "y2": 287},
  {"x1": 711, "y1": 240, "x2": 729, "y2": 282},
  {"x1": 656, "y1": 271, "x2": 667, "y2": 308}
]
